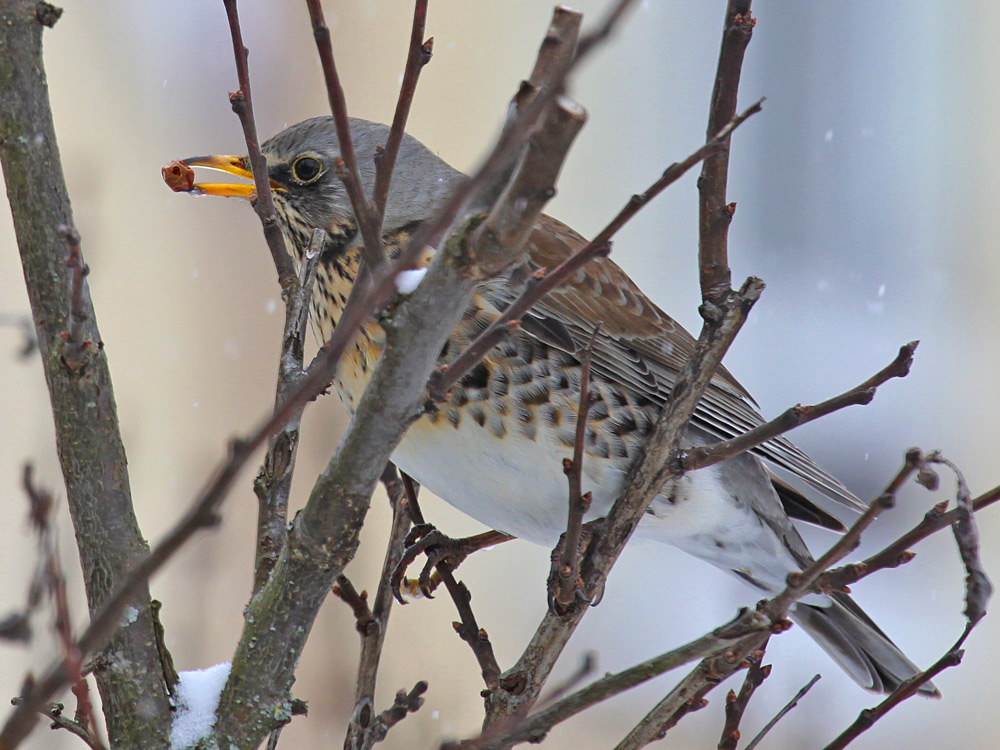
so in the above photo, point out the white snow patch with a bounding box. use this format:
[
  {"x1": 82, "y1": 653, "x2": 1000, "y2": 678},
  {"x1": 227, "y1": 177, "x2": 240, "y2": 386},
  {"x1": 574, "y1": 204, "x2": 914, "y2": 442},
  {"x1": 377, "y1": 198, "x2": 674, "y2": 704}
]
[
  {"x1": 169, "y1": 662, "x2": 231, "y2": 749},
  {"x1": 395, "y1": 268, "x2": 428, "y2": 294},
  {"x1": 120, "y1": 606, "x2": 139, "y2": 627}
]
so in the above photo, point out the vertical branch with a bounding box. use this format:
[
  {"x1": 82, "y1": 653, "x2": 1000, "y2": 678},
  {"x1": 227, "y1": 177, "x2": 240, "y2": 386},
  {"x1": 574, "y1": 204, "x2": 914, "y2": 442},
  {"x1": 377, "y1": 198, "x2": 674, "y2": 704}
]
[
  {"x1": 341, "y1": 464, "x2": 416, "y2": 750},
  {"x1": 372, "y1": 0, "x2": 433, "y2": 223},
  {"x1": 0, "y1": 2, "x2": 172, "y2": 746},
  {"x1": 221, "y1": 0, "x2": 298, "y2": 289},
  {"x1": 304, "y1": 0, "x2": 388, "y2": 270},
  {"x1": 553, "y1": 326, "x2": 600, "y2": 612},
  {"x1": 698, "y1": 0, "x2": 754, "y2": 305},
  {"x1": 253, "y1": 229, "x2": 324, "y2": 593}
]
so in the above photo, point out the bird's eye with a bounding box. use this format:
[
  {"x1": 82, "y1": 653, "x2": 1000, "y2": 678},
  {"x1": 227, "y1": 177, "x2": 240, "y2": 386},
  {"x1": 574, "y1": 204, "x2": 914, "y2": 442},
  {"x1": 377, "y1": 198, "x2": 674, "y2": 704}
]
[{"x1": 292, "y1": 155, "x2": 323, "y2": 184}]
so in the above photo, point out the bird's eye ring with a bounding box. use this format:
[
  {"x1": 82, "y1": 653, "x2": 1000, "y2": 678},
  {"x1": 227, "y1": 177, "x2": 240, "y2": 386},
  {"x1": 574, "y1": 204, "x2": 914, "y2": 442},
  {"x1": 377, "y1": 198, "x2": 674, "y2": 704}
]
[{"x1": 292, "y1": 155, "x2": 324, "y2": 184}]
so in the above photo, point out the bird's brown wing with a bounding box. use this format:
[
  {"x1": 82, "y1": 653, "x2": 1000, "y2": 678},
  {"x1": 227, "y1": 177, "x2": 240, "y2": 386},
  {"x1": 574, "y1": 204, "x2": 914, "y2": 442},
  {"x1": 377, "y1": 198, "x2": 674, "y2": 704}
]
[{"x1": 492, "y1": 214, "x2": 864, "y2": 517}]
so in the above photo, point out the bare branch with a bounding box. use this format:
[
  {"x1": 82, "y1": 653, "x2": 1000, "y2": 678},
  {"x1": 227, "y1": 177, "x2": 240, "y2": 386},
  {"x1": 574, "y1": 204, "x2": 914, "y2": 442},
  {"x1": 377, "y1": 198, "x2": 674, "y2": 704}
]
[
  {"x1": 766, "y1": 449, "x2": 924, "y2": 619},
  {"x1": 372, "y1": 1, "x2": 432, "y2": 222},
  {"x1": 699, "y1": 0, "x2": 755, "y2": 305},
  {"x1": 303, "y1": 0, "x2": 387, "y2": 271},
  {"x1": 742, "y1": 673, "x2": 820, "y2": 750},
  {"x1": 463, "y1": 619, "x2": 771, "y2": 750},
  {"x1": 58, "y1": 225, "x2": 91, "y2": 371},
  {"x1": 923, "y1": 453, "x2": 993, "y2": 625},
  {"x1": 0, "y1": 3, "x2": 172, "y2": 742},
  {"x1": 681, "y1": 340, "x2": 918, "y2": 474},
  {"x1": 553, "y1": 326, "x2": 600, "y2": 612},
  {"x1": 399, "y1": 476, "x2": 502, "y2": 689},
  {"x1": 343, "y1": 464, "x2": 416, "y2": 750},
  {"x1": 718, "y1": 644, "x2": 772, "y2": 750},
  {"x1": 613, "y1": 635, "x2": 767, "y2": 750},
  {"x1": 398, "y1": 0, "x2": 640, "y2": 271},
  {"x1": 253, "y1": 228, "x2": 324, "y2": 593},
  {"x1": 823, "y1": 627, "x2": 971, "y2": 750},
  {"x1": 221, "y1": 0, "x2": 297, "y2": 289},
  {"x1": 823, "y1": 482, "x2": 1000, "y2": 590}
]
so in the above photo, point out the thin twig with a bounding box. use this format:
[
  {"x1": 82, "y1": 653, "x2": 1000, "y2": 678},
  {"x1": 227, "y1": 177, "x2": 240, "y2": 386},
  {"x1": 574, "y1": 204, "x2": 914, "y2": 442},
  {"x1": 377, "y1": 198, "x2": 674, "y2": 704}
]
[
  {"x1": 399, "y1": 474, "x2": 502, "y2": 688},
  {"x1": 554, "y1": 325, "x2": 601, "y2": 611},
  {"x1": 718, "y1": 642, "x2": 772, "y2": 750},
  {"x1": 58, "y1": 225, "x2": 90, "y2": 371},
  {"x1": 924, "y1": 453, "x2": 994, "y2": 625},
  {"x1": 822, "y1": 626, "x2": 971, "y2": 750},
  {"x1": 303, "y1": 0, "x2": 387, "y2": 271},
  {"x1": 398, "y1": 0, "x2": 641, "y2": 273},
  {"x1": 613, "y1": 634, "x2": 767, "y2": 750},
  {"x1": 823, "y1": 482, "x2": 1000, "y2": 590},
  {"x1": 372, "y1": 0, "x2": 432, "y2": 223},
  {"x1": 253, "y1": 228, "x2": 324, "y2": 593},
  {"x1": 742, "y1": 674, "x2": 820, "y2": 750},
  {"x1": 698, "y1": 0, "x2": 755, "y2": 305},
  {"x1": 428, "y1": 98, "x2": 764, "y2": 401},
  {"x1": 464, "y1": 609, "x2": 772, "y2": 749},
  {"x1": 20, "y1": 467, "x2": 105, "y2": 750},
  {"x1": 681, "y1": 340, "x2": 918, "y2": 474},
  {"x1": 221, "y1": 0, "x2": 297, "y2": 289},
  {"x1": 343, "y1": 464, "x2": 415, "y2": 750},
  {"x1": 766, "y1": 448, "x2": 924, "y2": 618}
]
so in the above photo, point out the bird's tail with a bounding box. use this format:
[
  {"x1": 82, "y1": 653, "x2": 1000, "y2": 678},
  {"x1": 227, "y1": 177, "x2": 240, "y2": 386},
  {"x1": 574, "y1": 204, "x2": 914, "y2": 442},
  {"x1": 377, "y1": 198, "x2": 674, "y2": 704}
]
[{"x1": 791, "y1": 593, "x2": 939, "y2": 697}]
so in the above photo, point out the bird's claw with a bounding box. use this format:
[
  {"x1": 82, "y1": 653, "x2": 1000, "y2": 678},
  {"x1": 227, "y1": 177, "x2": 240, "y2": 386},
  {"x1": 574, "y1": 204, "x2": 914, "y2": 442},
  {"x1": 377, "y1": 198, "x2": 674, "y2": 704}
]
[
  {"x1": 391, "y1": 524, "x2": 474, "y2": 603},
  {"x1": 546, "y1": 522, "x2": 599, "y2": 616}
]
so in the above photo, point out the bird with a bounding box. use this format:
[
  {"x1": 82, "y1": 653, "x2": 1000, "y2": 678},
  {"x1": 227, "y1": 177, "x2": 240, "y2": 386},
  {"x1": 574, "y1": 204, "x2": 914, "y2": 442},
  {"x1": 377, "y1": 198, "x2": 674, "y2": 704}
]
[{"x1": 175, "y1": 116, "x2": 934, "y2": 696}]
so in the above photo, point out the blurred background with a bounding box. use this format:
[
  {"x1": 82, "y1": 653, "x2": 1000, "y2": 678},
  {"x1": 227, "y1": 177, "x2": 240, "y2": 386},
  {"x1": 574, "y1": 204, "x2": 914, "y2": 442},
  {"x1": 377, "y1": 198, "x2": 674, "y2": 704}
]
[{"x1": 1, "y1": 1, "x2": 997, "y2": 748}]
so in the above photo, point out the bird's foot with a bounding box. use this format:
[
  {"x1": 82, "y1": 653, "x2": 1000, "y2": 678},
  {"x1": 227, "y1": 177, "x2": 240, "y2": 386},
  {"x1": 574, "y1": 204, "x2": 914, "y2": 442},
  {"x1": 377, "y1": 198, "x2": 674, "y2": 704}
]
[
  {"x1": 391, "y1": 525, "x2": 513, "y2": 603},
  {"x1": 547, "y1": 520, "x2": 601, "y2": 616}
]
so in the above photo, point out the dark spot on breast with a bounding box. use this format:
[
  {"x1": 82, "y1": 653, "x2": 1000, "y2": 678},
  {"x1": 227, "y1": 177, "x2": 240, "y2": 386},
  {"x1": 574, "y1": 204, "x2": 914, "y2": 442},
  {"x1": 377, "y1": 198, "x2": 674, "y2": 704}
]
[
  {"x1": 589, "y1": 399, "x2": 609, "y2": 422},
  {"x1": 461, "y1": 362, "x2": 491, "y2": 391},
  {"x1": 518, "y1": 382, "x2": 551, "y2": 406},
  {"x1": 610, "y1": 412, "x2": 637, "y2": 436},
  {"x1": 468, "y1": 404, "x2": 486, "y2": 427}
]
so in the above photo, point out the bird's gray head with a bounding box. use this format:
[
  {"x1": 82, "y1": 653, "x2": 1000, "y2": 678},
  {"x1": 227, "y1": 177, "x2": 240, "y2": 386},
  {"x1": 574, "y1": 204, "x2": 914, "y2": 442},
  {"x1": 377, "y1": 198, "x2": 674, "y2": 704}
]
[
  {"x1": 181, "y1": 116, "x2": 464, "y2": 251},
  {"x1": 262, "y1": 117, "x2": 464, "y2": 237}
]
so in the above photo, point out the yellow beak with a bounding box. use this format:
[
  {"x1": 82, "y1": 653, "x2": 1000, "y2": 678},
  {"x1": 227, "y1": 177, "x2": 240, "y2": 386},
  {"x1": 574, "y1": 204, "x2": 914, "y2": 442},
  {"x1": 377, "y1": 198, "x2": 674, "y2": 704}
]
[{"x1": 163, "y1": 154, "x2": 284, "y2": 199}]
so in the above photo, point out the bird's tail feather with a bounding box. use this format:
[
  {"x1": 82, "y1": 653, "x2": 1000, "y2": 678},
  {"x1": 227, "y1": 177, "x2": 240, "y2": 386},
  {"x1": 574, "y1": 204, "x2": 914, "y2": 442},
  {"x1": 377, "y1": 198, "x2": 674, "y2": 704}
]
[{"x1": 791, "y1": 593, "x2": 939, "y2": 697}]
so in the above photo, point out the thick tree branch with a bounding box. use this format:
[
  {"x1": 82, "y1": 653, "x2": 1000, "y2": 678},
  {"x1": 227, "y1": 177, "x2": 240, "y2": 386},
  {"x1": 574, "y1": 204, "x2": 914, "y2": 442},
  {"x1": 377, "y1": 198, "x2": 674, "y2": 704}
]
[{"x1": 0, "y1": 3, "x2": 171, "y2": 746}]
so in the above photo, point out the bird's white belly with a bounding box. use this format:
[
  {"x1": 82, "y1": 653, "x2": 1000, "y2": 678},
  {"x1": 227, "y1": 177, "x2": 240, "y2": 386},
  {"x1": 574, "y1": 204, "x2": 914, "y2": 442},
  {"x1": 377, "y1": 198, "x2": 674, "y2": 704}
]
[{"x1": 392, "y1": 414, "x2": 803, "y2": 593}]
